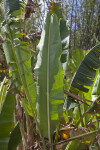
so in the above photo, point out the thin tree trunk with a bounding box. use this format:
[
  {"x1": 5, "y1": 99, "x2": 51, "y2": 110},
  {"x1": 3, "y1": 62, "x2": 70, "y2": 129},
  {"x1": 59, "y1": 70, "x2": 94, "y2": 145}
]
[
  {"x1": 69, "y1": 0, "x2": 74, "y2": 57},
  {"x1": 74, "y1": 0, "x2": 77, "y2": 50},
  {"x1": 96, "y1": 0, "x2": 100, "y2": 41},
  {"x1": 16, "y1": 94, "x2": 28, "y2": 150},
  {"x1": 26, "y1": 115, "x2": 35, "y2": 150}
]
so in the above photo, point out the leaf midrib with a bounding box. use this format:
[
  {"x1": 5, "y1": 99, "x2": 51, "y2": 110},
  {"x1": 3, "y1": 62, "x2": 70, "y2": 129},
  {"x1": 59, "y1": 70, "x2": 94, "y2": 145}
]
[{"x1": 47, "y1": 15, "x2": 51, "y2": 142}]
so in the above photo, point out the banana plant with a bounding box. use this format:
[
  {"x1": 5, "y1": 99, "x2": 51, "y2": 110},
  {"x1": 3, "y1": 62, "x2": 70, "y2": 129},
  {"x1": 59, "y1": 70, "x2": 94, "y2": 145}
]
[
  {"x1": 0, "y1": 0, "x2": 41, "y2": 148},
  {"x1": 0, "y1": 0, "x2": 66, "y2": 148},
  {"x1": 2, "y1": 0, "x2": 100, "y2": 149},
  {"x1": 1, "y1": 0, "x2": 37, "y2": 123}
]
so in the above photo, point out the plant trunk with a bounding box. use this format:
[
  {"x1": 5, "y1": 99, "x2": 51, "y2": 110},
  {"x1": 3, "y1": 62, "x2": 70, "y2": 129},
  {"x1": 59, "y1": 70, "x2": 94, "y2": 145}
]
[
  {"x1": 26, "y1": 115, "x2": 35, "y2": 150},
  {"x1": 16, "y1": 94, "x2": 28, "y2": 150}
]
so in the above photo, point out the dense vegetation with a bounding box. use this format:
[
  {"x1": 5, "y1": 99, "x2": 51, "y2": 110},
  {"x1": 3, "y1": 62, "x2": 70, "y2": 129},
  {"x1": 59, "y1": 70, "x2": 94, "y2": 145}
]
[{"x1": 0, "y1": 0, "x2": 100, "y2": 150}]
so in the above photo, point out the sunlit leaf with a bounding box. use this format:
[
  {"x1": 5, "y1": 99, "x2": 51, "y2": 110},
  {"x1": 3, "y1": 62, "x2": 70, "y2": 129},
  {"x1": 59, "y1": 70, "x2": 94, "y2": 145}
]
[
  {"x1": 35, "y1": 13, "x2": 64, "y2": 139},
  {"x1": 92, "y1": 69, "x2": 100, "y2": 99}
]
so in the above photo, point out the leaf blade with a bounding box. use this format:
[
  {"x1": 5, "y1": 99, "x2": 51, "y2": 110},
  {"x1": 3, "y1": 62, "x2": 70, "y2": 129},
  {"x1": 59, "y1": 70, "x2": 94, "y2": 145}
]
[{"x1": 35, "y1": 13, "x2": 64, "y2": 139}]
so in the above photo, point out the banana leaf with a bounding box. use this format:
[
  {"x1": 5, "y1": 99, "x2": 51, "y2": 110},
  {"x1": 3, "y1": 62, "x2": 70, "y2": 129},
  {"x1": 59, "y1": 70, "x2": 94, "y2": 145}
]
[
  {"x1": 1, "y1": 13, "x2": 36, "y2": 114},
  {"x1": 86, "y1": 101, "x2": 100, "y2": 114},
  {"x1": 3, "y1": 0, "x2": 19, "y2": 13},
  {"x1": 35, "y1": 13, "x2": 64, "y2": 139},
  {"x1": 64, "y1": 44, "x2": 100, "y2": 110},
  {"x1": 8, "y1": 122, "x2": 22, "y2": 150}
]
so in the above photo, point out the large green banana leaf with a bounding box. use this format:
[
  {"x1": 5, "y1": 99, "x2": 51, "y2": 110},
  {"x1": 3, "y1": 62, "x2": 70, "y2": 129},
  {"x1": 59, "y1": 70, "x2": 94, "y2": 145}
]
[
  {"x1": 0, "y1": 78, "x2": 15, "y2": 150},
  {"x1": 0, "y1": 0, "x2": 38, "y2": 144},
  {"x1": 1, "y1": 21, "x2": 36, "y2": 116},
  {"x1": 1, "y1": 4, "x2": 36, "y2": 115},
  {"x1": 35, "y1": 13, "x2": 64, "y2": 140},
  {"x1": 64, "y1": 44, "x2": 100, "y2": 110}
]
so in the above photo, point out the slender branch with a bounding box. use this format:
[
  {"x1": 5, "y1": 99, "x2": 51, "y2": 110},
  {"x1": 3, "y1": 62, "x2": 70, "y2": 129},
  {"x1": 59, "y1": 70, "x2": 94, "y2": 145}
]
[
  {"x1": 75, "y1": 109, "x2": 100, "y2": 128},
  {"x1": 95, "y1": 95, "x2": 100, "y2": 102},
  {"x1": 92, "y1": 119, "x2": 100, "y2": 123},
  {"x1": 64, "y1": 91, "x2": 92, "y2": 103},
  {"x1": 49, "y1": 130, "x2": 100, "y2": 147},
  {"x1": 77, "y1": 99, "x2": 89, "y2": 106}
]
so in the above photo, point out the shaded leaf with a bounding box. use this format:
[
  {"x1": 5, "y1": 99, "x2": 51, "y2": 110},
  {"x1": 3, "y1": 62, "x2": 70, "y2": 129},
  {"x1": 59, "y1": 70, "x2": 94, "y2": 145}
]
[
  {"x1": 8, "y1": 122, "x2": 22, "y2": 150},
  {"x1": 3, "y1": 0, "x2": 20, "y2": 13},
  {"x1": 86, "y1": 101, "x2": 100, "y2": 114},
  {"x1": 0, "y1": 91, "x2": 15, "y2": 149},
  {"x1": 63, "y1": 96, "x2": 78, "y2": 110}
]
